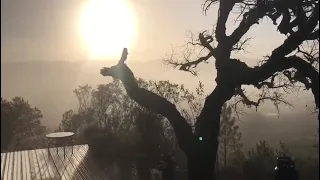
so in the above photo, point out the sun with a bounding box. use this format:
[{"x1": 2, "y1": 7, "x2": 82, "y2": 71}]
[{"x1": 80, "y1": 0, "x2": 136, "y2": 60}]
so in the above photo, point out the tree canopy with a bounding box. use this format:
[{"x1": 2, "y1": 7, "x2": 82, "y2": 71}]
[
  {"x1": 58, "y1": 79, "x2": 208, "y2": 179},
  {"x1": 1, "y1": 97, "x2": 46, "y2": 152},
  {"x1": 101, "y1": 0, "x2": 318, "y2": 179}
]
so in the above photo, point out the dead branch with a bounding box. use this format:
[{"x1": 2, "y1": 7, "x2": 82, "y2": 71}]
[
  {"x1": 181, "y1": 52, "x2": 213, "y2": 74},
  {"x1": 185, "y1": 30, "x2": 203, "y2": 47},
  {"x1": 215, "y1": 0, "x2": 237, "y2": 43},
  {"x1": 202, "y1": 0, "x2": 219, "y2": 15},
  {"x1": 254, "y1": 71, "x2": 302, "y2": 90},
  {"x1": 163, "y1": 30, "x2": 218, "y2": 75},
  {"x1": 232, "y1": 2, "x2": 252, "y2": 24},
  {"x1": 199, "y1": 31, "x2": 216, "y2": 52},
  {"x1": 271, "y1": 4, "x2": 318, "y2": 58},
  {"x1": 234, "y1": 86, "x2": 293, "y2": 113},
  {"x1": 255, "y1": 73, "x2": 278, "y2": 89},
  {"x1": 239, "y1": 2, "x2": 318, "y2": 107},
  {"x1": 297, "y1": 40, "x2": 319, "y2": 68},
  {"x1": 229, "y1": 3, "x2": 270, "y2": 46},
  {"x1": 231, "y1": 37, "x2": 253, "y2": 53},
  {"x1": 244, "y1": 55, "x2": 319, "y2": 109},
  {"x1": 307, "y1": 29, "x2": 319, "y2": 40},
  {"x1": 163, "y1": 45, "x2": 214, "y2": 75},
  {"x1": 100, "y1": 48, "x2": 195, "y2": 152},
  {"x1": 229, "y1": 97, "x2": 247, "y2": 120}
]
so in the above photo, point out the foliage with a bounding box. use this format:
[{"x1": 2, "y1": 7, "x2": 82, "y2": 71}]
[
  {"x1": 100, "y1": 0, "x2": 318, "y2": 178},
  {"x1": 59, "y1": 80, "x2": 319, "y2": 180},
  {"x1": 243, "y1": 141, "x2": 287, "y2": 180},
  {"x1": 218, "y1": 103, "x2": 243, "y2": 168},
  {"x1": 1, "y1": 97, "x2": 46, "y2": 151},
  {"x1": 241, "y1": 140, "x2": 315, "y2": 180},
  {"x1": 294, "y1": 156, "x2": 319, "y2": 180},
  {"x1": 216, "y1": 140, "x2": 318, "y2": 180},
  {"x1": 58, "y1": 79, "x2": 206, "y2": 179},
  {"x1": 135, "y1": 111, "x2": 166, "y2": 164}
]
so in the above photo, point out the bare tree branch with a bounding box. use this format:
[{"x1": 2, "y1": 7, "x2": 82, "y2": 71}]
[
  {"x1": 163, "y1": 30, "x2": 218, "y2": 75},
  {"x1": 215, "y1": 0, "x2": 237, "y2": 43},
  {"x1": 229, "y1": 2, "x2": 270, "y2": 46},
  {"x1": 234, "y1": 86, "x2": 293, "y2": 113},
  {"x1": 229, "y1": 97, "x2": 248, "y2": 120},
  {"x1": 163, "y1": 45, "x2": 213, "y2": 76},
  {"x1": 307, "y1": 29, "x2": 319, "y2": 40},
  {"x1": 270, "y1": 3, "x2": 319, "y2": 58},
  {"x1": 243, "y1": 55, "x2": 319, "y2": 108},
  {"x1": 98, "y1": 0, "x2": 319, "y2": 178},
  {"x1": 169, "y1": 52, "x2": 213, "y2": 75},
  {"x1": 231, "y1": 37, "x2": 253, "y2": 53},
  {"x1": 100, "y1": 48, "x2": 195, "y2": 152},
  {"x1": 238, "y1": 3, "x2": 319, "y2": 108},
  {"x1": 185, "y1": 30, "x2": 204, "y2": 47},
  {"x1": 254, "y1": 71, "x2": 304, "y2": 90},
  {"x1": 297, "y1": 40, "x2": 319, "y2": 68},
  {"x1": 199, "y1": 31, "x2": 217, "y2": 52},
  {"x1": 202, "y1": 0, "x2": 219, "y2": 15}
]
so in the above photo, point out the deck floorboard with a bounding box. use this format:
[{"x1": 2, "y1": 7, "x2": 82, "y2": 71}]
[{"x1": 1, "y1": 145, "x2": 114, "y2": 180}]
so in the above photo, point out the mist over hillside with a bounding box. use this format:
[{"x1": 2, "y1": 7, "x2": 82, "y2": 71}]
[
  {"x1": 1, "y1": 60, "x2": 215, "y2": 127},
  {"x1": 1, "y1": 60, "x2": 318, "y2": 156},
  {"x1": 238, "y1": 110, "x2": 318, "y2": 157}
]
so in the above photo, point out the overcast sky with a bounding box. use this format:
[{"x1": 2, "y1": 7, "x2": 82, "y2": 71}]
[
  {"x1": 1, "y1": 0, "x2": 288, "y2": 63},
  {"x1": 1, "y1": 0, "x2": 316, "y2": 127}
]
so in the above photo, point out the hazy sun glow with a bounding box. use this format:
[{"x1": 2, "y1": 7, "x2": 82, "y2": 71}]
[{"x1": 80, "y1": 0, "x2": 136, "y2": 60}]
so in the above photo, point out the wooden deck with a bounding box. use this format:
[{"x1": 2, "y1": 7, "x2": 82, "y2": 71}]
[{"x1": 1, "y1": 145, "x2": 113, "y2": 180}]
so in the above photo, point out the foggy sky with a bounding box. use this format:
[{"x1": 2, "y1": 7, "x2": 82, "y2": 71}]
[
  {"x1": 1, "y1": 0, "x2": 317, "y2": 136},
  {"x1": 2, "y1": 0, "x2": 287, "y2": 63}
]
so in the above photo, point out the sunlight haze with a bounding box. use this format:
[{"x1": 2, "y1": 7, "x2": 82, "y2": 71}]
[
  {"x1": 80, "y1": 0, "x2": 136, "y2": 60},
  {"x1": 1, "y1": 0, "x2": 318, "y2": 155},
  {"x1": 1, "y1": 0, "x2": 287, "y2": 63},
  {"x1": 1, "y1": 0, "x2": 315, "y2": 121}
]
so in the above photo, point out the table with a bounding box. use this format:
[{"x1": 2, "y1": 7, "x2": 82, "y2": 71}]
[{"x1": 46, "y1": 132, "x2": 75, "y2": 159}]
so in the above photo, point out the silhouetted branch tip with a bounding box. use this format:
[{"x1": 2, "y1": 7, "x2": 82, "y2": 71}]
[{"x1": 119, "y1": 48, "x2": 128, "y2": 64}]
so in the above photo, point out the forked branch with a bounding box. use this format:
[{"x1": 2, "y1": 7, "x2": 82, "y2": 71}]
[
  {"x1": 100, "y1": 48, "x2": 194, "y2": 151},
  {"x1": 244, "y1": 55, "x2": 319, "y2": 108},
  {"x1": 234, "y1": 86, "x2": 293, "y2": 113},
  {"x1": 164, "y1": 31, "x2": 217, "y2": 75}
]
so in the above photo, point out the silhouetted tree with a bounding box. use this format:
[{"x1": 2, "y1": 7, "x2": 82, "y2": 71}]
[
  {"x1": 218, "y1": 104, "x2": 243, "y2": 168},
  {"x1": 1, "y1": 97, "x2": 46, "y2": 151},
  {"x1": 101, "y1": 0, "x2": 318, "y2": 179},
  {"x1": 243, "y1": 141, "x2": 291, "y2": 180},
  {"x1": 60, "y1": 80, "x2": 204, "y2": 179},
  {"x1": 73, "y1": 84, "x2": 93, "y2": 114},
  {"x1": 135, "y1": 111, "x2": 166, "y2": 180}
]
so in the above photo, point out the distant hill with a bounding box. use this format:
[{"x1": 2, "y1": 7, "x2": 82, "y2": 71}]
[
  {"x1": 238, "y1": 110, "x2": 318, "y2": 157},
  {"x1": 0, "y1": 60, "x2": 210, "y2": 127}
]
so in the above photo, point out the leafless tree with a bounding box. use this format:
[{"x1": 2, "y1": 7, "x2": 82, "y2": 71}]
[{"x1": 100, "y1": 0, "x2": 319, "y2": 179}]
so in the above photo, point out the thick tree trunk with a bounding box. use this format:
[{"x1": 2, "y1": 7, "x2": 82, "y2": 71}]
[
  {"x1": 118, "y1": 162, "x2": 133, "y2": 180},
  {"x1": 224, "y1": 140, "x2": 227, "y2": 168},
  {"x1": 101, "y1": 56, "x2": 236, "y2": 180},
  {"x1": 187, "y1": 153, "x2": 216, "y2": 180},
  {"x1": 136, "y1": 160, "x2": 151, "y2": 180}
]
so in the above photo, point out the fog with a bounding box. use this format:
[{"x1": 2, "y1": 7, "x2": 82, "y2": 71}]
[{"x1": 1, "y1": 60, "x2": 318, "y2": 156}]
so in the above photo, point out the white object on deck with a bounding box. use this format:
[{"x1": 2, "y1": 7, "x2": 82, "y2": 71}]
[
  {"x1": 46, "y1": 132, "x2": 75, "y2": 159},
  {"x1": 46, "y1": 132, "x2": 74, "y2": 139}
]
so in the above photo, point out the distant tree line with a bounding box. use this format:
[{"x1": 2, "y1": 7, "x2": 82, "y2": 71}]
[
  {"x1": 1, "y1": 97, "x2": 46, "y2": 152},
  {"x1": 1, "y1": 78, "x2": 318, "y2": 179},
  {"x1": 57, "y1": 80, "x2": 319, "y2": 180}
]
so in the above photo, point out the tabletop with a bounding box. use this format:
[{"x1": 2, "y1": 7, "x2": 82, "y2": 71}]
[{"x1": 46, "y1": 132, "x2": 74, "y2": 139}]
